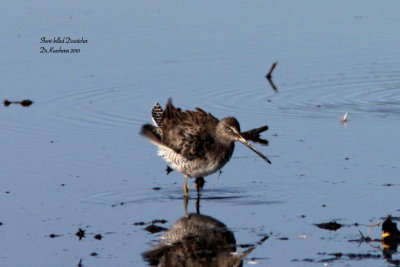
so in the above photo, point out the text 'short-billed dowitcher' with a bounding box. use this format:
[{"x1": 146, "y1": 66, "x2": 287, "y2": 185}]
[{"x1": 140, "y1": 99, "x2": 271, "y2": 196}]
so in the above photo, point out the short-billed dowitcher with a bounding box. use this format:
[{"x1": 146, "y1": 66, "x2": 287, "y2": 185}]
[{"x1": 140, "y1": 99, "x2": 271, "y2": 196}]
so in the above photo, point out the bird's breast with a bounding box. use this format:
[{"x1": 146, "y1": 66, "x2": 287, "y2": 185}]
[{"x1": 158, "y1": 145, "x2": 233, "y2": 178}]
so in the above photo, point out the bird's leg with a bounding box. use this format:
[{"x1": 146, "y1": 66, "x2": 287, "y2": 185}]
[
  {"x1": 183, "y1": 175, "x2": 189, "y2": 197},
  {"x1": 195, "y1": 177, "x2": 205, "y2": 196},
  {"x1": 183, "y1": 195, "x2": 189, "y2": 217},
  {"x1": 195, "y1": 193, "x2": 201, "y2": 214}
]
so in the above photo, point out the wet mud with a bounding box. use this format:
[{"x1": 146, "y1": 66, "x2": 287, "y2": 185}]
[{"x1": 315, "y1": 221, "x2": 343, "y2": 231}]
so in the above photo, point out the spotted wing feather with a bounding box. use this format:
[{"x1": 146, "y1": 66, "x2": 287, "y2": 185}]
[{"x1": 151, "y1": 102, "x2": 164, "y2": 127}]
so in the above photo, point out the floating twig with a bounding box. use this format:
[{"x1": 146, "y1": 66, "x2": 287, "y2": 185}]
[
  {"x1": 266, "y1": 62, "x2": 278, "y2": 79},
  {"x1": 358, "y1": 230, "x2": 372, "y2": 242},
  {"x1": 3, "y1": 99, "x2": 33, "y2": 107},
  {"x1": 267, "y1": 78, "x2": 278, "y2": 92},
  {"x1": 265, "y1": 62, "x2": 278, "y2": 92}
]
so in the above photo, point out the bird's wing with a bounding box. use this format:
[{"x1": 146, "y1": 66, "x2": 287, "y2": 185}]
[
  {"x1": 161, "y1": 99, "x2": 218, "y2": 160},
  {"x1": 140, "y1": 124, "x2": 173, "y2": 152}
]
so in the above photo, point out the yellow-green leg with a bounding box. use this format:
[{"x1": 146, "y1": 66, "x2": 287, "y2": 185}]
[
  {"x1": 183, "y1": 195, "x2": 189, "y2": 217},
  {"x1": 183, "y1": 175, "x2": 189, "y2": 197}
]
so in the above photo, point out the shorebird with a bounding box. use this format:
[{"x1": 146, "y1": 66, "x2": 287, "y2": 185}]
[
  {"x1": 140, "y1": 99, "x2": 271, "y2": 196},
  {"x1": 382, "y1": 215, "x2": 400, "y2": 244}
]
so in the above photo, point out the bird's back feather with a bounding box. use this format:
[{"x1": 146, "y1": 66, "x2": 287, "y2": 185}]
[{"x1": 161, "y1": 99, "x2": 219, "y2": 160}]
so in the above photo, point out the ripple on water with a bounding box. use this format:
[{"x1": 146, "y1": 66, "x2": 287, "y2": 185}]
[
  {"x1": 81, "y1": 183, "x2": 288, "y2": 207},
  {"x1": 43, "y1": 84, "x2": 147, "y2": 131},
  {"x1": 171, "y1": 61, "x2": 400, "y2": 121},
  {"x1": 268, "y1": 62, "x2": 400, "y2": 120}
]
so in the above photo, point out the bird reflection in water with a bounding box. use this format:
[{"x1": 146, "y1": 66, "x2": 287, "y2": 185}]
[{"x1": 142, "y1": 197, "x2": 256, "y2": 267}]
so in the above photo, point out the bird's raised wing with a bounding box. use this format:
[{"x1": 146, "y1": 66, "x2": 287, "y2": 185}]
[{"x1": 161, "y1": 99, "x2": 218, "y2": 160}]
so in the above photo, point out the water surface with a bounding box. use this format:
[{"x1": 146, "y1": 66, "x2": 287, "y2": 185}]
[{"x1": 1, "y1": 1, "x2": 400, "y2": 266}]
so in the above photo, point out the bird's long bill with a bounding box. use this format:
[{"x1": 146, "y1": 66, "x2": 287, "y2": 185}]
[{"x1": 238, "y1": 136, "x2": 271, "y2": 164}]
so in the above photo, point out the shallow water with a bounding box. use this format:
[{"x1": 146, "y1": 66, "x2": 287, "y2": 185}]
[{"x1": 1, "y1": 1, "x2": 400, "y2": 266}]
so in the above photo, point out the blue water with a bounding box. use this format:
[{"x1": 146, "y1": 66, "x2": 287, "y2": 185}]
[{"x1": 1, "y1": 1, "x2": 400, "y2": 266}]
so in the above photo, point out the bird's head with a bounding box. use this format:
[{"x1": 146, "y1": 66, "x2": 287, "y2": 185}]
[{"x1": 217, "y1": 117, "x2": 271, "y2": 164}]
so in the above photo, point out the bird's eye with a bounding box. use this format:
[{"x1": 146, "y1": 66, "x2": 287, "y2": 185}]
[{"x1": 225, "y1": 126, "x2": 232, "y2": 132}]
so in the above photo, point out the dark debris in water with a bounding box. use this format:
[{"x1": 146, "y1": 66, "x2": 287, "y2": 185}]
[
  {"x1": 315, "y1": 221, "x2": 343, "y2": 231},
  {"x1": 317, "y1": 252, "x2": 382, "y2": 262},
  {"x1": 48, "y1": 233, "x2": 61, "y2": 238},
  {"x1": 76, "y1": 228, "x2": 86, "y2": 240},
  {"x1": 348, "y1": 230, "x2": 373, "y2": 243},
  {"x1": 165, "y1": 166, "x2": 173, "y2": 175},
  {"x1": 3, "y1": 99, "x2": 33, "y2": 107},
  {"x1": 144, "y1": 224, "x2": 168, "y2": 234},
  {"x1": 237, "y1": 235, "x2": 269, "y2": 250},
  {"x1": 292, "y1": 258, "x2": 314, "y2": 263},
  {"x1": 134, "y1": 219, "x2": 168, "y2": 227},
  {"x1": 292, "y1": 252, "x2": 382, "y2": 264},
  {"x1": 152, "y1": 219, "x2": 167, "y2": 224},
  {"x1": 111, "y1": 202, "x2": 125, "y2": 207},
  {"x1": 134, "y1": 219, "x2": 169, "y2": 234},
  {"x1": 50, "y1": 228, "x2": 106, "y2": 241},
  {"x1": 238, "y1": 243, "x2": 256, "y2": 249},
  {"x1": 20, "y1": 100, "x2": 33, "y2": 106},
  {"x1": 383, "y1": 183, "x2": 399, "y2": 187},
  {"x1": 257, "y1": 235, "x2": 269, "y2": 245}
]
